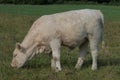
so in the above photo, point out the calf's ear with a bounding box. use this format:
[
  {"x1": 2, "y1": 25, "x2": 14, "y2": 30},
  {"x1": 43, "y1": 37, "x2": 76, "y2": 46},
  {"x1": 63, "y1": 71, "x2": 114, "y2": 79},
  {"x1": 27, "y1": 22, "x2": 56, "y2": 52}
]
[
  {"x1": 16, "y1": 42, "x2": 25, "y2": 52},
  {"x1": 16, "y1": 42, "x2": 21, "y2": 49}
]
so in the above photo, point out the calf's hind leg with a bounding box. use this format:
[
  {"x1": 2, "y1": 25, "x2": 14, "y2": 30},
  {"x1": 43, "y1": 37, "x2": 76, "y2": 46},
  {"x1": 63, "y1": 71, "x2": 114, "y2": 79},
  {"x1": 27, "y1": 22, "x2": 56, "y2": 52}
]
[{"x1": 89, "y1": 36, "x2": 99, "y2": 71}]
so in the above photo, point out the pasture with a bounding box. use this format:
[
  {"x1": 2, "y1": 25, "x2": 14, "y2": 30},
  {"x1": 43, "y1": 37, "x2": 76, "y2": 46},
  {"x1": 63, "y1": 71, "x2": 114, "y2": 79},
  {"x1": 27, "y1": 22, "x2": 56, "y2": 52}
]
[{"x1": 0, "y1": 5, "x2": 120, "y2": 80}]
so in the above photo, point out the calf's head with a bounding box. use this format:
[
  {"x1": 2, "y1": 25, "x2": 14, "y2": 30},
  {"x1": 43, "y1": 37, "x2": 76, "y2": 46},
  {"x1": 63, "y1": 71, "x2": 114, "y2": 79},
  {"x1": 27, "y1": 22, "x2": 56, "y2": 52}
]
[
  {"x1": 11, "y1": 42, "x2": 50, "y2": 68},
  {"x1": 11, "y1": 43, "x2": 28, "y2": 68}
]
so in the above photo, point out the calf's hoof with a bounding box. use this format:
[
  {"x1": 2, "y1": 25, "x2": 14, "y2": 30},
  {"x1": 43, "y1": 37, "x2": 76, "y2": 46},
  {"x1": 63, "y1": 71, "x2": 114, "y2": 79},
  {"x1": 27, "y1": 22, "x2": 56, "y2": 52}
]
[
  {"x1": 91, "y1": 65, "x2": 97, "y2": 71},
  {"x1": 51, "y1": 67, "x2": 61, "y2": 72}
]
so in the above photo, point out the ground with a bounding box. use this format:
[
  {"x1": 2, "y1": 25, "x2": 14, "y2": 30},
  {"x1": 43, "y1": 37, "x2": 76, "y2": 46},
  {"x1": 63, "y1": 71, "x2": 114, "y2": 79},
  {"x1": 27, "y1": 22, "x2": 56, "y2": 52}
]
[{"x1": 0, "y1": 4, "x2": 120, "y2": 80}]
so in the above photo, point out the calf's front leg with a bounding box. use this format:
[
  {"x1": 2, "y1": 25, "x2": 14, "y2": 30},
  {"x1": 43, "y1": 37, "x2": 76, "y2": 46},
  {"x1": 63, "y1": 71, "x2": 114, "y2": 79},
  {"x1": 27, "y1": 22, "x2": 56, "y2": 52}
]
[{"x1": 50, "y1": 39, "x2": 61, "y2": 72}]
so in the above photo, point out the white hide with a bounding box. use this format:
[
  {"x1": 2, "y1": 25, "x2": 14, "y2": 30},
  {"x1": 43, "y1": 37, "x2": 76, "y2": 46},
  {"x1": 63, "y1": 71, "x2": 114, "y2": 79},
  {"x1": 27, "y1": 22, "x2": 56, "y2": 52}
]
[{"x1": 11, "y1": 9, "x2": 104, "y2": 71}]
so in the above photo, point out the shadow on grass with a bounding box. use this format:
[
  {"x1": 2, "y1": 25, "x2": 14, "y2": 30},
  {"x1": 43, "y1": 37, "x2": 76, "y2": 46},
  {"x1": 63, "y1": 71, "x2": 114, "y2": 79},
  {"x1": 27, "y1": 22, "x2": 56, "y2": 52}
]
[
  {"x1": 22, "y1": 61, "x2": 51, "y2": 69},
  {"x1": 21, "y1": 56, "x2": 120, "y2": 70},
  {"x1": 98, "y1": 57, "x2": 120, "y2": 66},
  {"x1": 83, "y1": 57, "x2": 120, "y2": 69}
]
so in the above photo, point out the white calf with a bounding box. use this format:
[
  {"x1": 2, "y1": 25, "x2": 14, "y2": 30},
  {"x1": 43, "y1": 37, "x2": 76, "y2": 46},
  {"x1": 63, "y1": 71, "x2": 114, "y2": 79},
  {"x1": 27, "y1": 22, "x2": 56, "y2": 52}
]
[{"x1": 11, "y1": 9, "x2": 104, "y2": 72}]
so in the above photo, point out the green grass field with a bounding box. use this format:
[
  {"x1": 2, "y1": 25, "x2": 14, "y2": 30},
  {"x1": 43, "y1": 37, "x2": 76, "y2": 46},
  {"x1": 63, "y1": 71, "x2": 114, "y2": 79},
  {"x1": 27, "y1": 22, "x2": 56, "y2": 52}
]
[{"x1": 0, "y1": 5, "x2": 120, "y2": 80}]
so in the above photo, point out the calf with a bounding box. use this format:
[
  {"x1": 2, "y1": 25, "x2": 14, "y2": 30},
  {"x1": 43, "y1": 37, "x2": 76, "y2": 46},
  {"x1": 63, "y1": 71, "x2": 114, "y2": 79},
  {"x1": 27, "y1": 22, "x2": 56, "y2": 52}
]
[{"x1": 11, "y1": 9, "x2": 104, "y2": 72}]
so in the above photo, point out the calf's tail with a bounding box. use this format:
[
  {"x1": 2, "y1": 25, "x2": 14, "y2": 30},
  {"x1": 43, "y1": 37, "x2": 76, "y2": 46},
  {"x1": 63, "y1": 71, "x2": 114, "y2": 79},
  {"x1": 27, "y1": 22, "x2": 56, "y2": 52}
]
[{"x1": 99, "y1": 11, "x2": 109, "y2": 54}]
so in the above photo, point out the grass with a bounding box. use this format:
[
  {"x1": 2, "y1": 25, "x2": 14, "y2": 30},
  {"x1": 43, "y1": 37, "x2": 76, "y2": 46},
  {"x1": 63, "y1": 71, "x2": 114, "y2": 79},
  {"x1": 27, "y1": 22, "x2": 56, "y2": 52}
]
[
  {"x1": 0, "y1": 4, "x2": 120, "y2": 21},
  {"x1": 0, "y1": 4, "x2": 120, "y2": 80}
]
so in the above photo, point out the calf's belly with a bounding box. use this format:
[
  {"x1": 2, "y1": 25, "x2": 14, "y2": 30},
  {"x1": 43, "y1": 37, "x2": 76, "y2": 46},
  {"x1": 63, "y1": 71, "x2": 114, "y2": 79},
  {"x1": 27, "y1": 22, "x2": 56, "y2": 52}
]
[{"x1": 62, "y1": 37, "x2": 88, "y2": 49}]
